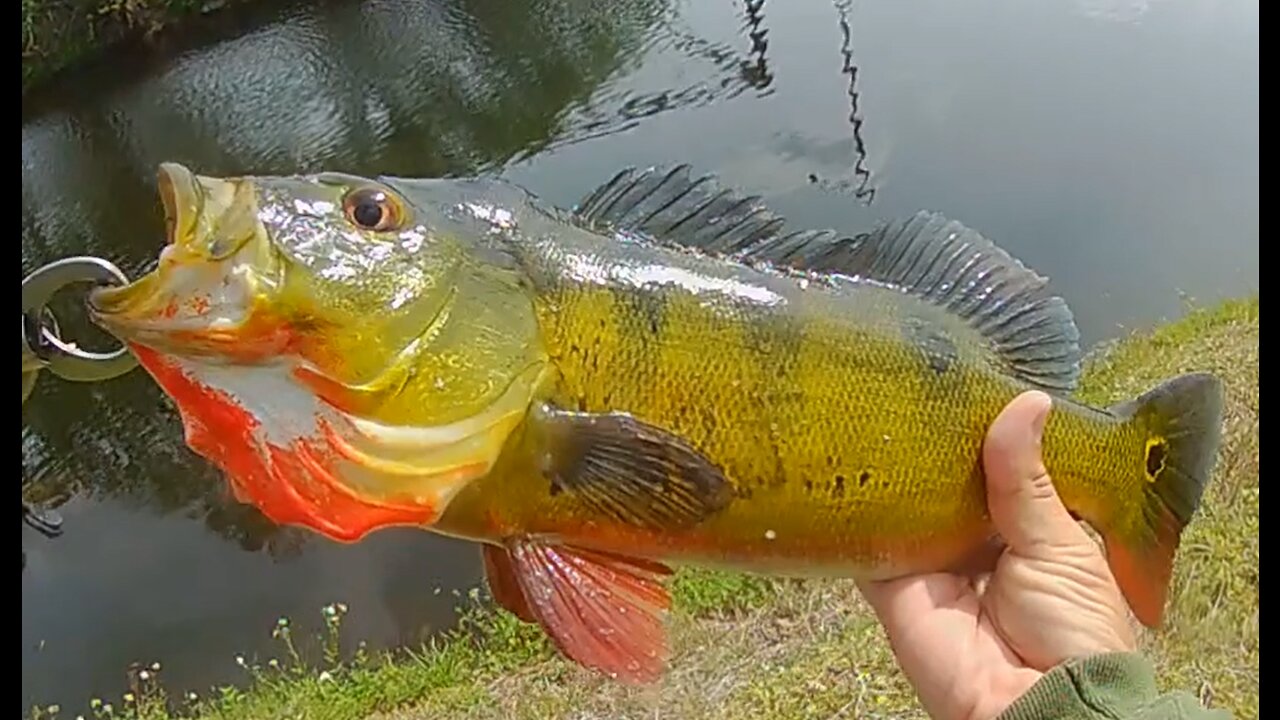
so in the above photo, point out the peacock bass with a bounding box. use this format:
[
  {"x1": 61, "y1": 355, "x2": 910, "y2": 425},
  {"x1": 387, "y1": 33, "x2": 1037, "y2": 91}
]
[{"x1": 88, "y1": 163, "x2": 1223, "y2": 683}]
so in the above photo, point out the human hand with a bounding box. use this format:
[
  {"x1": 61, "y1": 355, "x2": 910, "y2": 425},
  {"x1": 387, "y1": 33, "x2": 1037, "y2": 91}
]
[{"x1": 856, "y1": 391, "x2": 1137, "y2": 720}]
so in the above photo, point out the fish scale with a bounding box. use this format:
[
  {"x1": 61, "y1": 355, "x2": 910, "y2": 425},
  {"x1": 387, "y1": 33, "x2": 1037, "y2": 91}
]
[{"x1": 503, "y1": 276, "x2": 997, "y2": 559}]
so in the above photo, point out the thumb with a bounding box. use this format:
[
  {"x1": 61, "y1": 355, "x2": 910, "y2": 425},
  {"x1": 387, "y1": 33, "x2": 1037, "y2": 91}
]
[{"x1": 983, "y1": 391, "x2": 1091, "y2": 553}]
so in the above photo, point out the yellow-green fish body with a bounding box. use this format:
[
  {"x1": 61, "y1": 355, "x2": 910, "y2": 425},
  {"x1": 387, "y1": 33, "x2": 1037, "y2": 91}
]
[{"x1": 89, "y1": 164, "x2": 1223, "y2": 684}]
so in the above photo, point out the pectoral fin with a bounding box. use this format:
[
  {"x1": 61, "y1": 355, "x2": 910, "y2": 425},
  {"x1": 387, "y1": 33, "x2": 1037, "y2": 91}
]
[
  {"x1": 533, "y1": 406, "x2": 734, "y2": 531},
  {"x1": 503, "y1": 538, "x2": 674, "y2": 683}
]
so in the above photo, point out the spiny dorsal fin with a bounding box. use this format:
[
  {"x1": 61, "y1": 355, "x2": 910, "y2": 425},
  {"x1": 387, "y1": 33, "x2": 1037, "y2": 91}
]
[
  {"x1": 572, "y1": 164, "x2": 787, "y2": 255},
  {"x1": 572, "y1": 166, "x2": 1082, "y2": 393}
]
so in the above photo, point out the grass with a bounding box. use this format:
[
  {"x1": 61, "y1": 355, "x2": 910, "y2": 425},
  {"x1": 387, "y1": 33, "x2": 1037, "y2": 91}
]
[
  {"x1": 1075, "y1": 297, "x2": 1260, "y2": 715},
  {"x1": 28, "y1": 296, "x2": 1259, "y2": 720}
]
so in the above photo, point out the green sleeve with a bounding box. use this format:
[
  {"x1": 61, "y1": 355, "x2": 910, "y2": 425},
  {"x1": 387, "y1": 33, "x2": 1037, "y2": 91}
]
[{"x1": 996, "y1": 652, "x2": 1233, "y2": 720}]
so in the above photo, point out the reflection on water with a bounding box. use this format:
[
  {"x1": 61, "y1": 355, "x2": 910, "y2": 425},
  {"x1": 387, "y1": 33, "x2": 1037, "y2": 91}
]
[
  {"x1": 823, "y1": 0, "x2": 876, "y2": 202},
  {"x1": 22, "y1": 0, "x2": 1256, "y2": 712}
]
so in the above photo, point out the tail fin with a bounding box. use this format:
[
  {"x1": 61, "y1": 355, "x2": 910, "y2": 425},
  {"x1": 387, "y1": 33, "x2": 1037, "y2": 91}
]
[{"x1": 1104, "y1": 372, "x2": 1224, "y2": 628}]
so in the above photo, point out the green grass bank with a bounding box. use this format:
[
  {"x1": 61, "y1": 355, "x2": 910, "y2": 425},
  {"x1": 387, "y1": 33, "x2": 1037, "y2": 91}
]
[
  {"x1": 21, "y1": 0, "x2": 254, "y2": 93},
  {"x1": 29, "y1": 296, "x2": 1259, "y2": 720}
]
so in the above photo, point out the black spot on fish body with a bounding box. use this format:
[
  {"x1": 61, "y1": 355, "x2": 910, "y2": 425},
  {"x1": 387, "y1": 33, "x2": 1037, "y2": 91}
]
[
  {"x1": 611, "y1": 286, "x2": 667, "y2": 340},
  {"x1": 858, "y1": 470, "x2": 871, "y2": 488},
  {"x1": 743, "y1": 311, "x2": 805, "y2": 387},
  {"x1": 604, "y1": 287, "x2": 664, "y2": 392},
  {"x1": 902, "y1": 315, "x2": 957, "y2": 376},
  {"x1": 769, "y1": 439, "x2": 787, "y2": 489},
  {"x1": 833, "y1": 474, "x2": 846, "y2": 496}
]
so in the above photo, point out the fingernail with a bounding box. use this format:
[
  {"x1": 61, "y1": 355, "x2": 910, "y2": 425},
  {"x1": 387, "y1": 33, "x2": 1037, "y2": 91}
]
[{"x1": 1030, "y1": 395, "x2": 1051, "y2": 440}]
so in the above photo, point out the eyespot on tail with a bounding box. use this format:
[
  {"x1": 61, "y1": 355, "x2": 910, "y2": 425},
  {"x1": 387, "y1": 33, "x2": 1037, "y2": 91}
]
[{"x1": 1103, "y1": 372, "x2": 1224, "y2": 628}]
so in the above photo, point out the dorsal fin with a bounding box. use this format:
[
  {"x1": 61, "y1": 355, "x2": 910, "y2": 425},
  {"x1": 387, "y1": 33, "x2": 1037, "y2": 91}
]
[
  {"x1": 572, "y1": 165, "x2": 788, "y2": 255},
  {"x1": 572, "y1": 166, "x2": 1082, "y2": 393},
  {"x1": 763, "y1": 212, "x2": 1083, "y2": 392}
]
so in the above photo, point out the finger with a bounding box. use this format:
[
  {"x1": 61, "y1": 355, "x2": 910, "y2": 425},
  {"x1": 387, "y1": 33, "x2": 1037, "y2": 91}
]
[
  {"x1": 858, "y1": 575, "x2": 992, "y2": 720},
  {"x1": 857, "y1": 574, "x2": 972, "y2": 632},
  {"x1": 983, "y1": 391, "x2": 1092, "y2": 553}
]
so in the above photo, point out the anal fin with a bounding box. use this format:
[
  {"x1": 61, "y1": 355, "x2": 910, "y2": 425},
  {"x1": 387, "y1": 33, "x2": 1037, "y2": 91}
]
[
  {"x1": 504, "y1": 538, "x2": 674, "y2": 683},
  {"x1": 482, "y1": 544, "x2": 537, "y2": 624}
]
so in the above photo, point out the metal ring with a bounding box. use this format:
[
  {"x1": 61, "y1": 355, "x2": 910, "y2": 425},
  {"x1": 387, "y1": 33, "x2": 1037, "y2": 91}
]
[
  {"x1": 21, "y1": 257, "x2": 139, "y2": 383},
  {"x1": 21, "y1": 307, "x2": 58, "y2": 371}
]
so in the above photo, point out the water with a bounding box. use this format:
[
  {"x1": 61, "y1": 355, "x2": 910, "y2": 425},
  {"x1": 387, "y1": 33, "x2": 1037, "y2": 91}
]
[{"x1": 21, "y1": 0, "x2": 1257, "y2": 711}]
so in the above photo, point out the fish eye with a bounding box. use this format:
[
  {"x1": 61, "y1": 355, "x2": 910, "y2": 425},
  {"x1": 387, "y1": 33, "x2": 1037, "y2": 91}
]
[{"x1": 342, "y1": 186, "x2": 405, "y2": 232}]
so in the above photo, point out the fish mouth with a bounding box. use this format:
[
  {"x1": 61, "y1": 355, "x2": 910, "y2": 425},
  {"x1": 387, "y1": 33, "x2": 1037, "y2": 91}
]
[
  {"x1": 158, "y1": 161, "x2": 205, "y2": 249},
  {"x1": 89, "y1": 163, "x2": 277, "y2": 357}
]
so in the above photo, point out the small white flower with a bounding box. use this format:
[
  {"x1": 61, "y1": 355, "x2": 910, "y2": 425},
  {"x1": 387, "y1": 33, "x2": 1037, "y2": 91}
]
[
  {"x1": 124, "y1": 693, "x2": 135, "y2": 703},
  {"x1": 235, "y1": 655, "x2": 246, "y2": 666},
  {"x1": 139, "y1": 670, "x2": 150, "y2": 681},
  {"x1": 318, "y1": 670, "x2": 333, "y2": 682}
]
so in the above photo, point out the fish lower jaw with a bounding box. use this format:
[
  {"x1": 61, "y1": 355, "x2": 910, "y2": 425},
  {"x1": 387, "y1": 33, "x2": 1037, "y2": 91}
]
[
  {"x1": 97, "y1": 310, "x2": 249, "y2": 344},
  {"x1": 90, "y1": 238, "x2": 276, "y2": 351},
  {"x1": 92, "y1": 285, "x2": 248, "y2": 332}
]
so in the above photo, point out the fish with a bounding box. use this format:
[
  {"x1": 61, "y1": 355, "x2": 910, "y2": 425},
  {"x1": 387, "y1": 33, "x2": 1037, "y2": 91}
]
[{"x1": 88, "y1": 162, "x2": 1224, "y2": 683}]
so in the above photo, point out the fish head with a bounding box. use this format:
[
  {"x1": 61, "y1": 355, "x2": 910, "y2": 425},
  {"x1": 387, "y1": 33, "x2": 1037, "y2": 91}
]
[{"x1": 90, "y1": 163, "x2": 546, "y2": 542}]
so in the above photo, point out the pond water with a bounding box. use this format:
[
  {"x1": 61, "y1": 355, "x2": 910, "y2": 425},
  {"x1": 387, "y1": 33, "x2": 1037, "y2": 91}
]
[{"x1": 21, "y1": 0, "x2": 1257, "y2": 712}]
